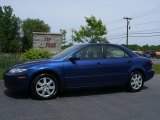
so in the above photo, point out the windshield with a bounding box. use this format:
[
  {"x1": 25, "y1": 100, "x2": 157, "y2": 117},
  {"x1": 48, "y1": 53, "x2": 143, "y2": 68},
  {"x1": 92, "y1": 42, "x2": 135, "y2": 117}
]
[{"x1": 52, "y1": 45, "x2": 82, "y2": 59}]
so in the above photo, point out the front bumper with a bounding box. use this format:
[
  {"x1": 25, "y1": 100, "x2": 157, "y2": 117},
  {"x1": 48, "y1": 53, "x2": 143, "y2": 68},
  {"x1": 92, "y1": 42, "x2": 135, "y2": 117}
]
[{"x1": 3, "y1": 74, "x2": 30, "y2": 92}]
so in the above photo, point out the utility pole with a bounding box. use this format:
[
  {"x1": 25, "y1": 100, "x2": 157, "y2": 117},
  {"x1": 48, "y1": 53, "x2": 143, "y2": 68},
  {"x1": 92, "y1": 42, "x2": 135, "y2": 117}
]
[{"x1": 123, "y1": 17, "x2": 132, "y2": 45}]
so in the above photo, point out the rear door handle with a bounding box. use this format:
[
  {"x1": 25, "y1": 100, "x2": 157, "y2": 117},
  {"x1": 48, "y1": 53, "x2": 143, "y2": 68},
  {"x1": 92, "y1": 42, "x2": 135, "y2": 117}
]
[{"x1": 97, "y1": 62, "x2": 102, "y2": 67}]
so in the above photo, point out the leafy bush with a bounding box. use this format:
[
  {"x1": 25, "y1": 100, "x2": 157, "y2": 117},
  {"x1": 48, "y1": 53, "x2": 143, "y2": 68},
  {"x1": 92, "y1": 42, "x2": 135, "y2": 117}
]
[
  {"x1": 0, "y1": 50, "x2": 53, "y2": 79},
  {"x1": 21, "y1": 49, "x2": 53, "y2": 61}
]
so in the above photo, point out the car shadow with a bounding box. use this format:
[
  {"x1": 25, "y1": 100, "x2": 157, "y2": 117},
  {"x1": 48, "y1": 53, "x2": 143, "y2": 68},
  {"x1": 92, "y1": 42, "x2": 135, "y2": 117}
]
[
  {"x1": 4, "y1": 86, "x2": 149, "y2": 99},
  {"x1": 141, "y1": 86, "x2": 148, "y2": 90},
  {"x1": 59, "y1": 85, "x2": 149, "y2": 98},
  {"x1": 59, "y1": 86, "x2": 142, "y2": 98},
  {"x1": 4, "y1": 89, "x2": 30, "y2": 99}
]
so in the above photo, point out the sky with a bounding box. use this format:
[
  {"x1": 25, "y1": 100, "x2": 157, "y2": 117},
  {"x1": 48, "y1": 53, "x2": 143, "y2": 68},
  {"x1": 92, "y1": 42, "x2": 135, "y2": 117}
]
[{"x1": 1, "y1": 0, "x2": 160, "y2": 46}]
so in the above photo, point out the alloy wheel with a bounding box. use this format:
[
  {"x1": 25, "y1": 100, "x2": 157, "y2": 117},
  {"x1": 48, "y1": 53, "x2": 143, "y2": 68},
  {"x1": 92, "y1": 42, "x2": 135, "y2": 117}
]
[
  {"x1": 36, "y1": 77, "x2": 55, "y2": 98},
  {"x1": 130, "y1": 73, "x2": 143, "y2": 90}
]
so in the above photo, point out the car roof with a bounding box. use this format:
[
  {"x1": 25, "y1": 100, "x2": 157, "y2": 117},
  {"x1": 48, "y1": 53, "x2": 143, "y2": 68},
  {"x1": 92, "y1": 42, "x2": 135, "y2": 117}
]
[{"x1": 77, "y1": 43, "x2": 124, "y2": 48}]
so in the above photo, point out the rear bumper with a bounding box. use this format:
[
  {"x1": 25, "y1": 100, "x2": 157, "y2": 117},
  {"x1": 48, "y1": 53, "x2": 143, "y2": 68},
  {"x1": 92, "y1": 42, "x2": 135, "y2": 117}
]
[{"x1": 144, "y1": 70, "x2": 154, "y2": 82}]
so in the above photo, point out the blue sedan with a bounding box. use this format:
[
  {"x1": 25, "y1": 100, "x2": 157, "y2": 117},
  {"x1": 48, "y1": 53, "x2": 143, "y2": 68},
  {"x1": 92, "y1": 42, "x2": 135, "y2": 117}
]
[{"x1": 3, "y1": 44, "x2": 154, "y2": 99}]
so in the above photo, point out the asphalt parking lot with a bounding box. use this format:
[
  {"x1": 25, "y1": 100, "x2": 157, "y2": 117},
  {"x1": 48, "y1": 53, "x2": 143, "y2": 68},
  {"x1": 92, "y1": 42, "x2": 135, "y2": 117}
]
[{"x1": 0, "y1": 75, "x2": 160, "y2": 120}]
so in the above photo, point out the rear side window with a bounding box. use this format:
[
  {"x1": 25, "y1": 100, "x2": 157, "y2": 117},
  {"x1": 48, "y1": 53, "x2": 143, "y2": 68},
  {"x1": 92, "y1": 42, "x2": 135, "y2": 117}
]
[
  {"x1": 104, "y1": 46, "x2": 129, "y2": 59},
  {"x1": 76, "y1": 45, "x2": 103, "y2": 60}
]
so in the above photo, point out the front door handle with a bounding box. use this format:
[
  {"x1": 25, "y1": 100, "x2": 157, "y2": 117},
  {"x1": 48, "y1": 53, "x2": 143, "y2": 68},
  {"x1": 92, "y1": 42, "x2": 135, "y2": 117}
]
[{"x1": 97, "y1": 62, "x2": 101, "y2": 65}]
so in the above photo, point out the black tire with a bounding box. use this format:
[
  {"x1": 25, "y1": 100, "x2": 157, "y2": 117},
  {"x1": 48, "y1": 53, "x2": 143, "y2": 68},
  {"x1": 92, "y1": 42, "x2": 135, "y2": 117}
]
[
  {"x1": 127, "y1": 71, "x2": 144, "y2": 92},
  {"x1": 30, "y1": 73, "x2": 59, "y2": 100}
]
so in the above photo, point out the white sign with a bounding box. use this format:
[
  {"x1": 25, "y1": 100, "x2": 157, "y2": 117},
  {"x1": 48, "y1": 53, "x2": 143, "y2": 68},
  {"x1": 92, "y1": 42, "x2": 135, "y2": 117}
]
[{"x1": 33, "y1": 32, "x2": 62, "y2": 53}]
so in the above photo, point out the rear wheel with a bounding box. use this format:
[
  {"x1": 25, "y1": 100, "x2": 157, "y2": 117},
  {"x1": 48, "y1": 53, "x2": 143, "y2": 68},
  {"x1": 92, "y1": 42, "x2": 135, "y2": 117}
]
[
  {"x1": 128, "y1": 71, "x2": 144, "y2": 92},
  {"x1": 31, "y1": 74, "x2": 59, "y2": 99}
]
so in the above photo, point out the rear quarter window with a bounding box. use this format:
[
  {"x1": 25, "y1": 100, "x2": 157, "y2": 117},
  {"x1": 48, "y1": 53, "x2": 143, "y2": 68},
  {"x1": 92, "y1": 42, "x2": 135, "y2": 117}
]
[{"x1": 104, "y1": 46, "x2": 130, "y2": 59}]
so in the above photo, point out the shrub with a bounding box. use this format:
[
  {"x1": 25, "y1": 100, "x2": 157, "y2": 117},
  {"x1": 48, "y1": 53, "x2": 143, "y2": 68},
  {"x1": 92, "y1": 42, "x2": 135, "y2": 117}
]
[{"x1": 21, "y1": 49, "x2": 53, "y2": 61}]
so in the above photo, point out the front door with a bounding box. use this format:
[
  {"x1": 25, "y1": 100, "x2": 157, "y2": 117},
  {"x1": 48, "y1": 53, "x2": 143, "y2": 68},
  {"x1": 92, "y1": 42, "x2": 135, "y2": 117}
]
[{"x1": 63, "y1": 45, "x2": 103, "y2": 88}]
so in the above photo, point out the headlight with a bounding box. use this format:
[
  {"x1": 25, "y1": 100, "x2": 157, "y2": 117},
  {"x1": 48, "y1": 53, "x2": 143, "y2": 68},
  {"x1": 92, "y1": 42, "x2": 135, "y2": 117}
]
[{"x1": 9, "y1": 68, "x2": 27, "y2": 74}]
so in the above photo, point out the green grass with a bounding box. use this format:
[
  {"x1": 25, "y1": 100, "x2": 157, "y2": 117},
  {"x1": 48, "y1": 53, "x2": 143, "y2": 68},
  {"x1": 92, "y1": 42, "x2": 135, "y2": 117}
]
[
  {"x1": 0, "y1": 69, "x2": 3, "y2": 80},
  {"x1": 153, "y1": 64, "x2": 160, "y2": 74},
  {"x1": 0, "y1": 53, "x2": 21, "y2": 80}
]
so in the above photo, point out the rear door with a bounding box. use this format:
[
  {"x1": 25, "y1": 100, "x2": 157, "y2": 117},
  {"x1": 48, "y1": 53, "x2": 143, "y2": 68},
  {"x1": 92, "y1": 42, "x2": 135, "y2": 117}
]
[{"x1": 99, "y1": 45, "x2": 133, "y2": 85}]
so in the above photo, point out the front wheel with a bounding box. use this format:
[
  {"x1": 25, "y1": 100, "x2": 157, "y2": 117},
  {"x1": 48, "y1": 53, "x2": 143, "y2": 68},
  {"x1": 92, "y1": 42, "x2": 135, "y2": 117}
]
[
  {"x1": 31, "y1": 74, "x2": 59, "y2": 99},
  {"x1": 128, "y1": 71, "x2": 144, "y2": 92}
]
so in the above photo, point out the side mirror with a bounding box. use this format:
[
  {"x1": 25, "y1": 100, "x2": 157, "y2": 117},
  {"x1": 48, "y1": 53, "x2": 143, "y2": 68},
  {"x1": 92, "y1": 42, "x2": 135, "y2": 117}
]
[{"x1": 69, "y1": 55, "x2": 80, "y2": 62}]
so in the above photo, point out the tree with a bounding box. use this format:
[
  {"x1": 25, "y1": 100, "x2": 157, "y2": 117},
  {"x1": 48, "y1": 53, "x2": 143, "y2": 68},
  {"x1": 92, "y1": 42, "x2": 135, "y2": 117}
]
[
  {"x1": 0, "y1": 6, "x2": 21, "y2": 53},
  {"x1": 73, "y1": 16, "x2": 107, "y2": 43},
  {"x1": 22, "y1": 18, "x2": 50, "y2": 51},
  {"x1": 141, "y1": 44, "x2": 149, "y2": 51},
  {"x1": 60, "y1": 29, "x2": 67, "y2": 44},
  {"x1": 123, "y1": 44, "x2": 141, "y2": 51}
]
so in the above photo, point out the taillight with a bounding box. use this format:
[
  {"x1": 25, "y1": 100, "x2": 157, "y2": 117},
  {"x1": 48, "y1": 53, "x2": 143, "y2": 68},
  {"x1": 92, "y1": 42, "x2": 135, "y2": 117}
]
[{"x1": 150, "y1": 60, "x2": 153, "y2": 65}]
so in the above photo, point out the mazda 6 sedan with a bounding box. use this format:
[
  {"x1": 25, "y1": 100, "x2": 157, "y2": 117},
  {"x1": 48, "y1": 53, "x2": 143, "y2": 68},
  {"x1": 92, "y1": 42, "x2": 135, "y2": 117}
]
[{"x1": 3, "y1": 44, "x2": 154, "y2": 99}]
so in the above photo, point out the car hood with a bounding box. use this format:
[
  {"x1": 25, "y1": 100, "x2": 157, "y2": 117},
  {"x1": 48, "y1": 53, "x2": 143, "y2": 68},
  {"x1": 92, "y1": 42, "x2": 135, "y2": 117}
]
[{"x1": 10, "y1": 59, "x2": 62, "y2": 69}]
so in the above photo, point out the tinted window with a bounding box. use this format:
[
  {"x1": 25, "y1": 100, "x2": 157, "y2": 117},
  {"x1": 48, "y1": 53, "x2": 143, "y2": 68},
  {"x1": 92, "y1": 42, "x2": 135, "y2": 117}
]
[
  {"x1": 104, "y1": 46, "x2": 129, "y2": 59},
  {"x1": 76, "y1": 45, "x2": 103, "y2": 60}
]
